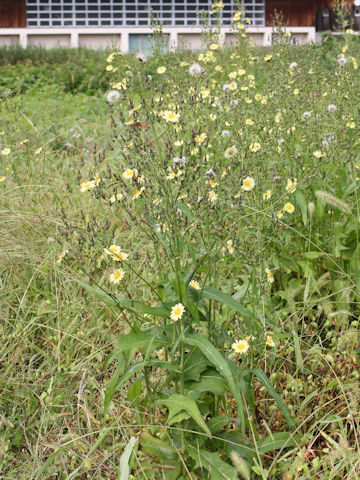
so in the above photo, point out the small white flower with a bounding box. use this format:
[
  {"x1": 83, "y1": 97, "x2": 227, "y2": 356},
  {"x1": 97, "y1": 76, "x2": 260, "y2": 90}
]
[
  {"x1": 302, "y1": 111, "x2": 312, "y2": 119},
  {"x1": 289, "y1": 61, "x2": 298, "y2": 70},
  {"x1": 106, "y1": 90, "x2": 121, "y2": 105},
  {"x1": 336, "y1": 57, "x2": 347, "y2": 67},
  {"x1": 327, "y1": 104, "x2": 337, "y2": 112},
  {"x1": 189, "y1": 63, "x2": 205, "y2": 75},
  {"x1": 221, "y1": 130, "x2": 231, "y2": 137}
]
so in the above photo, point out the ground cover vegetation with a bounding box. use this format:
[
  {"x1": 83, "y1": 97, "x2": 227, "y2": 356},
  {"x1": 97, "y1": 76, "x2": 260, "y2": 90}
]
[{"x1": 1, "y1": 3, "x2": 360, "y2": 479}]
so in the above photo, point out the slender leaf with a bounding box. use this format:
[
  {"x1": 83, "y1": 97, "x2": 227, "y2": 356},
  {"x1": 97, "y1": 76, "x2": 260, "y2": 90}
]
[
  {"x1": 77, "y1": 280, "x2": 170, "y2": 317},
  {"x1": 202, "y1": 287, "x2": 254, "y2": 319},
  {"x1": 118, "y1": 437, "x2": 137, "y2": 480},
  {"x1": 257, "y1": 432, "x2": 295, "y2": 454},
  {"x1": 186, "y1": 335, "x2": 243, "y2": 421},
  {"x1": 251, "y1": 368, "x2": 295, "y2": 429}
]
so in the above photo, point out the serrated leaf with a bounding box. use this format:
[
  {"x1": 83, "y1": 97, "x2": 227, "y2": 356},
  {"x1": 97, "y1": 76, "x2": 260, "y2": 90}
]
[
  {"x1": 155, "y1": 394, "x2": 212, "y2": 438},
  {"x1": 187, "y1": 446, "x2": 239, "y2": 480},
  {"x1": 202, "y1": 287, "x2": 254, "y2": 319}
]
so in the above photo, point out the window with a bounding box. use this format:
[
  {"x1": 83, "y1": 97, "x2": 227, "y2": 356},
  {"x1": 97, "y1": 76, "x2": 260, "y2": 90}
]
[{"x1": 26, "y1": 1, "x2": 265, "y2": 28}]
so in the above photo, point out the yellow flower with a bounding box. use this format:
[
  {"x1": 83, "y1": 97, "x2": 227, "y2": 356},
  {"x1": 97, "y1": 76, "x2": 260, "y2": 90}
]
[
  {"x1": 162, "y1": 110, "x2": 180, "y2": 123},
  {"x1": 210, "y1": 43, "x2": 219, "y2": 50},
  {"x1": 286, "y1": 178, "x2": 297, "y2": 193},
  {"x1": 132, "y1": 187, "x2": 145, "y2": 199},
  {"x1": 347, "y1": 121, "x2": 356, "y2": 129},
  {"x1": 264, "y1": 54, "x2": 272, "y2": 62},
  {"x1": 1, "y1": 148, "x2": 10, "y2": 155},
  {"x1": 242, "y1": 176, "x2": 255, "y2": 191},
  {"x1": 233, "y1": 11, "x2": 242, "y2": 21},
  {"x1": 224, "y1": 145, "x2": 237, "y2": 158},
  {"x1": 249, "y1": 141, "x2": 261, "y2": 152},
  {"x1": 313, "y1": 150, "x2": 324, "y2": 159},
  {"x1": 123, "y1": 168, "x2": 137, "y2": 180},
  {"x1": 283, "y1": 202, "x2": 295, "y2": 213},
  {"x1": 208, "y1": 191, "x2": 218, "y2": 203},
  {"x1": 200, "y1": 89, "x2": 210, "y2": 99},
  {"x1": 245, "y1": 119, "x2": 254, "y2": 126},
  {"x1": 170, "y1": 303, "x2": 185, "y2": 321},
  {"x1": 157, "y1": 66, "x2": 166, "y2": 74},
  {"x1": 80, "y1": 180, "x2": 96, "y2": 192},
  {"x1": 293, "y1": 88, "x2": 299, "y2": 95},
  {"x1": 227, "y1": 240, "x2": 234, "y2": 254},
  {"x1": 265, "y1": 268, "x2": 274, "y2": 283},
  {"x1": 232, "y1": 339, "x2": 249, "y2": 354},
  {"x1": 0, "y1": 176, "x2": 5, "y2": 182},
  {"x1": 229, "y1": 81, "x2": 237, "y2": 91},
  {"x1": 109, "y1": 268, "x2": 125, "y2": 284},
  {"x1": 266, "y1": 335, "x2": 275, "y2": 347},
  {"x1": 57, "y1": 249, "x2": 69, "y2": 264},
  {"x1": 106, "y1": 65, "x2": 114, "y2": 72},
  {"x1": 189, "y1": 280, "x2": 201, "y2": 290},
  {"x1": 263, "y1": 190, "x2": 271, "y2": 200},
  {"x1": 209, "y1": 113, "x2": 217, "y2": 121},
  {"x1": 104, "y1": 245, "x2": 129, "y2": 261},
  {"x1": 35, "y1": 147, "x2": 43, "y2": 154},
  {"x1": 195, "y1": 132, "x2": 207, "y2": 144},
  {"x1": 215, "y1": 65, "x2": 223, "y2": 72}
]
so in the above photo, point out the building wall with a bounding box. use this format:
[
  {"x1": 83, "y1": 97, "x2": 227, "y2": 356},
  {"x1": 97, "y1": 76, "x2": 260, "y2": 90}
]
[
  {"x1": 266, "y1": 0, "x2": 354, "y2": 27},
  {"x1": 0, "y1": 0, "x2": 26, "y2": 28}
]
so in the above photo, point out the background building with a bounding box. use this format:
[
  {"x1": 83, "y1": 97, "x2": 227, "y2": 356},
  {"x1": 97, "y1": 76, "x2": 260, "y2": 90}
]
[{"x1": 0, "y1": 1, "x2": 357, "y2": 50}]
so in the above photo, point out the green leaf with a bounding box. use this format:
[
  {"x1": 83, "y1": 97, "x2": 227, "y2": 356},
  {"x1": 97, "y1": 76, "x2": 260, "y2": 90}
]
[
  {"x1": 118, "y1": 437, "x2": 137, "y2": 480},
  {"x1": 140, "y1": 433, "x2": 180, "y2": 480},
  {"x1": 251, "y1": 368, "x2": 295, "y2": 429},
  {"x1": 115, "y1": 330, "x2": 170, "y2": 356},
  {"x1": 184, "y1": 348, "x2": 210, "y2": 382},
  {"x1": 257, "y1": 432, "x2": 295, "y2": 454},
  {"x1": 155, "y1": 394, "x2": 212, "y2": 438},
  {"x1": 104, "y1": 359, "x2": 179, "y2": 418},
  {"x1": 76, "y1": 280, "x2": 170, "y2": 317},
  {"x1": 188, "y1": 369, "x2": 226, "y2": 400},
  {"x1": 104, "y1": 361, "x2": 145, "y2": 417},
  {"x1": 186, "y1": 335, "x2": 243, "y2": 422},
  {"x1": 295, "y1": 190, "x2": 308, "y2": 226},
  {"x1": 201, "y1": 287, "x2": 254, "y2": 319},
  {"x1": 140, "y1": 432, "x2": 178, "y2": 463},
  {"x1": 187, "y1": 445, "x2": 239, "y2": 480},
  {"x1": 175, "y1": 201, "x2": 200, "y2": 222},
  {"x1": 207, "y1": 416, "x2": 230, "y2": 434}
]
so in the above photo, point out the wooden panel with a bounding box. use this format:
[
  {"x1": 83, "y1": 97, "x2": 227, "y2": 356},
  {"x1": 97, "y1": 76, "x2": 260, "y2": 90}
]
[
  {"x1": 266, "y1": 0, "x2": 354, "y2": 27},
  {"x1": 0, "y1": 0, "x2": 26, "y2": 28}
]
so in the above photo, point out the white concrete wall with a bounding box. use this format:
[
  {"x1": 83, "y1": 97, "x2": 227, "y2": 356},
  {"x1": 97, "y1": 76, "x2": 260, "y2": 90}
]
[{"x1": 0, "y1": 27, "x2": 316, "y2": 51}]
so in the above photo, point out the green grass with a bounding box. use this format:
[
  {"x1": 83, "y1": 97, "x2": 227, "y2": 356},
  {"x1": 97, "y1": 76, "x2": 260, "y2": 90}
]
[{"x1": 1, "y1": 30, "x2": 360, "y2": 480}]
